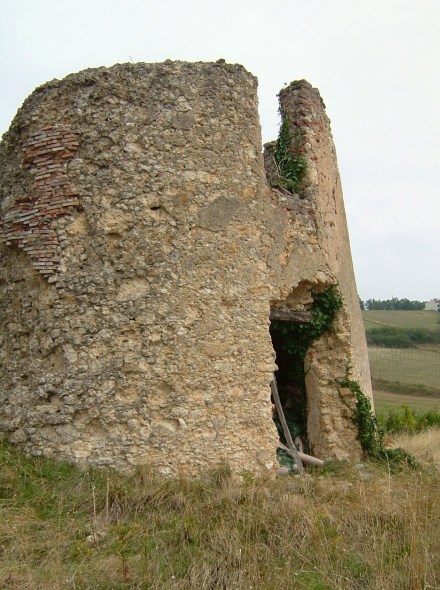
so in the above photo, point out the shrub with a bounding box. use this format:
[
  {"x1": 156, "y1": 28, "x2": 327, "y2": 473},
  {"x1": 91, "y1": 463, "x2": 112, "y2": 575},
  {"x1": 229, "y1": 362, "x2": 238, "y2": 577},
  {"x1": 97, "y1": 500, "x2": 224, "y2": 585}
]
[
  {"x1": 366, "y1": 326, "x2": 440, "y2": 348},
  {"x1": 378, "y1": 406, "x2": 440, "y2": 434},
  {"x1": 371, "y1": 378, "x2": 440, "y2": 398}
]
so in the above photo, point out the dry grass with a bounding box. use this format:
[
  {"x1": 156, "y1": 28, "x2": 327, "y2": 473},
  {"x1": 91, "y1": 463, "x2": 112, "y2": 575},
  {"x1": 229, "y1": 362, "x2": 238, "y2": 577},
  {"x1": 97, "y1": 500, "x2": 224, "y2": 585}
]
[
  {"x1": 1, "y1": 442, "x2": 440, "y2": 589},
  {"x1": 392, "y1": 428, "x2": 440, "y2": 468}
]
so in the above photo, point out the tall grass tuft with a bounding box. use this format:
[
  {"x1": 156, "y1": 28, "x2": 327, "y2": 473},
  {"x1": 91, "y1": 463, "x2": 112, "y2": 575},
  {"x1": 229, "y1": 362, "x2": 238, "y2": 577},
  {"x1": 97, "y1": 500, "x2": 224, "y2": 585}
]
[{"x1": 392, "y1": 428, "x2": 440, "y2": 468}]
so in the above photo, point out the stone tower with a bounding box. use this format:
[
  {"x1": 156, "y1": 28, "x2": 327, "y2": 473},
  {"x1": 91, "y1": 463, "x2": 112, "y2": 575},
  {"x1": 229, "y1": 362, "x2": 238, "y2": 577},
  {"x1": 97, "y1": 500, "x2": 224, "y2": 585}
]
[{"x1": 0, "y1": 62, "x2": 371, "y2": 475}]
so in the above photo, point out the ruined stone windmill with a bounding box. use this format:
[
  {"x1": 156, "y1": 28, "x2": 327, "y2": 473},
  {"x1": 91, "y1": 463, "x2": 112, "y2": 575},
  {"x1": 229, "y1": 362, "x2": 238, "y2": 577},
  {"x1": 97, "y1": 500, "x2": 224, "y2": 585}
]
[{"x1": 0, "y1": 61, "x2": 372, "y2": 475}]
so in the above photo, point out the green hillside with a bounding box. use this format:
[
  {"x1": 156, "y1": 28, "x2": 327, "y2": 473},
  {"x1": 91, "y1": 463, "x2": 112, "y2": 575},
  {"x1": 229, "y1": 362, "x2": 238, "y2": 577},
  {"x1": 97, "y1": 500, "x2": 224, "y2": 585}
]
[{"x1": 362, "y1": 309, "x2": 440, "y2": 330}]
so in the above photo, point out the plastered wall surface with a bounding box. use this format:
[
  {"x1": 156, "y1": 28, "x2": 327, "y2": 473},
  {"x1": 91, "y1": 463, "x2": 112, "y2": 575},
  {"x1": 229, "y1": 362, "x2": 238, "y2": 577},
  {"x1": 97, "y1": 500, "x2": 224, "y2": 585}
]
[{"x1": 0, "y1": 62, "x2": 372, "y2": 473}]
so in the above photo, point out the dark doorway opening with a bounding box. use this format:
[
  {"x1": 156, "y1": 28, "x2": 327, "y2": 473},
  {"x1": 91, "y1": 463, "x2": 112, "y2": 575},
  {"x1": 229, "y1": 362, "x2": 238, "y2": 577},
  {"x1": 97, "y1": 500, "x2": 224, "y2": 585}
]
[{"x1": 269, "y1": 322, "x2": 308, "y2": 451}]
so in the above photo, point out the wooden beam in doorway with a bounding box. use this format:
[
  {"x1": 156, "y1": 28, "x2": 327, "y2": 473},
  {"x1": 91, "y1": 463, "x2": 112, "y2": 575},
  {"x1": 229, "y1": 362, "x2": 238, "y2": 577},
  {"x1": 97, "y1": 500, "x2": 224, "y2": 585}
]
[{"x1": 270, "y1": 309, "x2": 312, "y2": 323}]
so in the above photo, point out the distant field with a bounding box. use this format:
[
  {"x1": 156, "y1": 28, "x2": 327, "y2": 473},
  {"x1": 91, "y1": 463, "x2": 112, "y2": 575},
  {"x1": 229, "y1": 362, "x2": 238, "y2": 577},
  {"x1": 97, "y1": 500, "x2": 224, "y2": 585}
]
[
  {"x1": 362, "y1": 309, "x2": 440, "y2": 330},
  {"x1": 368, "y1": 346, "x2": 440, "y2": 389},
  {"x1": 374, "y1": 390, "x2": 440, "y2": 414},
  {"x1": 362, "y1": 311, "x2": 440, "y2": 413}
]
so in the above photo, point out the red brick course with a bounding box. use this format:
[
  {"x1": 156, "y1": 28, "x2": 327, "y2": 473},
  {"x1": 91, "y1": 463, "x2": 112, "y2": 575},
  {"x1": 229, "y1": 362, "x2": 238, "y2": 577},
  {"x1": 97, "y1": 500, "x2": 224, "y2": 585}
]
[{"x1": 0, "y1": 125, "x2": 80, "y2": 282}]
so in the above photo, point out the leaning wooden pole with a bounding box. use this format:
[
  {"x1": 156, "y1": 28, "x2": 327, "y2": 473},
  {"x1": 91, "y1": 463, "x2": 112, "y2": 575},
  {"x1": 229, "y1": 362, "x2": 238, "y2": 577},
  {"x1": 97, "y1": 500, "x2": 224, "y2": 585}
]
[
  {"x1": 278, "y1": 442, "x2": 324, "y2": 467},
  {"x1": 271, "y1": 376, "x2": 304, "y2": 473}
]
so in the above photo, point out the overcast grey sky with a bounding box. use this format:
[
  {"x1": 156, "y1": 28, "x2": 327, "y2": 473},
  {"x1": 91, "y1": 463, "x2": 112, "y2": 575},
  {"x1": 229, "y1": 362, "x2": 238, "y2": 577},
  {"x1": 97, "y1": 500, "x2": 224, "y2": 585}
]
[{"x1": 1, "y1": 0, "x2": 439, "y2": 301}]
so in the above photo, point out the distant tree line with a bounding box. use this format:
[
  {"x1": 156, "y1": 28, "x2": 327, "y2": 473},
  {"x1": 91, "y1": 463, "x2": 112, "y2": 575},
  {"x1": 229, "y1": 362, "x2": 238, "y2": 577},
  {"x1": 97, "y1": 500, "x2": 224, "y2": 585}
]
[{"x1": 361, "y1": 298, "x2": 425, "y2": 311}]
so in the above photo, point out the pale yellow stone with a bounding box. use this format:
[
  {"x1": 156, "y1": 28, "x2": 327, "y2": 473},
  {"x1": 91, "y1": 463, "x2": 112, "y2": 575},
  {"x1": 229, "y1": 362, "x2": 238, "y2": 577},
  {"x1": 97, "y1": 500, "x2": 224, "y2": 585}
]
[{"x1": 0, "y1": 64, "x2": 371, "y2": 477}]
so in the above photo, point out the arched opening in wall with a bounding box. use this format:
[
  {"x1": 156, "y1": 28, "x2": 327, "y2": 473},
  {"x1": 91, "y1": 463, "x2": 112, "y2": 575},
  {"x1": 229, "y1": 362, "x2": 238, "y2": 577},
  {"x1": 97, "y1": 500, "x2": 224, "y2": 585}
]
[
  {"x1": 269, "y1": 284, "x2": 342, "y2": 469},
  {"x1": 269, "y1": 307, "x2": 311, "y2": 460}
]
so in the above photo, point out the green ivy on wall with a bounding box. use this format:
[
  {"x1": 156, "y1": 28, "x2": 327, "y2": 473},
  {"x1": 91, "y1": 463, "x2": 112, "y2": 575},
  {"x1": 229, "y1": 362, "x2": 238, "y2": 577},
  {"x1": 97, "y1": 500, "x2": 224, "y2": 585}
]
[
  {"x1": 338, "y1": 376, "x2": 417, "y2": 468},
  {"x1": 273, "y1": 114, "x2": 307, "y2": 194}
]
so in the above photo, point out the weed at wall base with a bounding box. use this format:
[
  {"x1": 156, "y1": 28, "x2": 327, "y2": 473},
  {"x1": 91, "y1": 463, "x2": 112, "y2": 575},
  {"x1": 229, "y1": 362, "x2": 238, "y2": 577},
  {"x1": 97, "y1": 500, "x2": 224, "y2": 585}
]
[{"x1": 339, "y1": 377, "x2": 417, "y2": 468}]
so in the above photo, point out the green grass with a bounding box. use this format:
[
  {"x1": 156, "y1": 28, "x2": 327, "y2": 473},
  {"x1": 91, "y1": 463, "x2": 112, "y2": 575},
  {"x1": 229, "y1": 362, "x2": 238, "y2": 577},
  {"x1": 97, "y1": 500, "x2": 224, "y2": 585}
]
[
  {"x1": 362, "y1": 309, "x2": 440, "y2": 330},
  {"x1": 372, "y1": 377, "x2": 440, "y2": 397},
  {"x1": 1, "y1": 440, "x2": 440, "y2": 589}
]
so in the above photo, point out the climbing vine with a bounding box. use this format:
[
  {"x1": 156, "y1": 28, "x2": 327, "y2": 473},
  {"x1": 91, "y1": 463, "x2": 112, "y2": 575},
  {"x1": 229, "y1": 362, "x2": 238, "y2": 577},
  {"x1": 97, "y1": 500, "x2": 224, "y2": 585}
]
[
  {"x1": 338, "y1": 376, "x2": 417, "y2": 468},
  {"x1": 271, "y1": 285, "x2": 416, "y2": 469},
  {"x1": 273, "y1": 112, "x2": 307, "y2": 194}
]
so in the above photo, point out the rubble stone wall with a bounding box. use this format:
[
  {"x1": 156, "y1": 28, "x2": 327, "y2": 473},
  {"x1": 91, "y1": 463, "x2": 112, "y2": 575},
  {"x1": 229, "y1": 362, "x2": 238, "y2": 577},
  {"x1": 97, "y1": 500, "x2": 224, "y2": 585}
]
[
  {"x1": 0, "y1": 62, "x2": 372, "y2": 474},
  {"x1": 265, "y1": 81, "x2": 372, "y2": 459}
]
